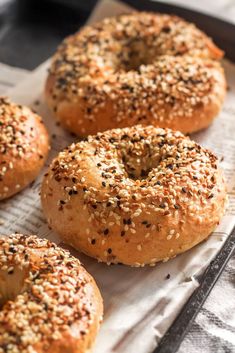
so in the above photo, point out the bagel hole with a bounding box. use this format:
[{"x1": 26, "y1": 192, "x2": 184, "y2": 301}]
[
  {"x1": 121, "y1": 154, "x2": 160, "y2": 180},
  {"x1": 0, "y1": 267, "x2": 26, "y2": 309},
  {"x1": 116, "y1": 42, "x2": 152, "y2": 72},
  {"x1": 120, "y1": 56, "x2": 149, "y2": 72}
]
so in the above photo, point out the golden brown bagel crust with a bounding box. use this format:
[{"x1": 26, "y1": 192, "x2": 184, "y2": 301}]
[
  {"x1": 41, "y1": 125, "x2": 227, "y2": 266},
  {"x1": 45, "y1": 12, "x2": 226, "y2": 136},
  {"x1": 0, "y1": 234, "x2": 103, "y2": 353},
  {"x1": 0, "y1": 97, "x2": 50, "y2": 200}
]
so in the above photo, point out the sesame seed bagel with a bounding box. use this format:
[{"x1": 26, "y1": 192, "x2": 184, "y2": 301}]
[
  {"x1": 41, "y1": 125, "x2": 226, "y2": 266},
  {"x1": 45, "y1": 12, "x2": 226, "y2": 136},
  {"x1": 0, "y1": 97, "x2": 50, "y2": 200},
  {"x1": 0, "y1": 234, "x2": 103, "y2": 353}
]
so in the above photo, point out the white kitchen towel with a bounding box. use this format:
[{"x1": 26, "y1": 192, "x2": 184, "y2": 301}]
[{"x1": 179, "y1": 254, "x2": 235, "y2": 353}]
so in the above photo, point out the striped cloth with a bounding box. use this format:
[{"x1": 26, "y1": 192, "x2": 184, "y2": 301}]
[{"x1": 179, "y1": 255, "x2": 235, "y2": 352}]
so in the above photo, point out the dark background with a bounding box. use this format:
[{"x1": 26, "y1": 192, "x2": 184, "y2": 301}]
[{"x1": 0, "y1": 0, "x2": 94, "y2": 69}]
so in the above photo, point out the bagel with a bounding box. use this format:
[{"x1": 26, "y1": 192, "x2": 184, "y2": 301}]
[
  {"x1": 0, "y1": 97, "x2": 50, "y2": 200},
  {"x1": 0, "y1": 234, "x2": 103, "y2": 353},
  {"x1": 45, "y1": 12, "x2": 226, "y2": 136},
  {"x1": 41, "y1": 125, "x2": 227, "y2": 266}
]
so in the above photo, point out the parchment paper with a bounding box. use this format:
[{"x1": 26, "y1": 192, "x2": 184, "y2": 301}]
[{"x1": 0, "y1": 1, "x2": 235, "y2": 352}]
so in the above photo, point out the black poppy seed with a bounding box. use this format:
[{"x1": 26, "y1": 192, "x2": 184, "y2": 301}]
[
  {"x1": 162, "y1": 26, "x2": 171, "y2": 33},
  {"x1": 155, "y1": 181, "x2": 161, "y2": 186},
  {"x1": 121, "y1": 134, "x2": 128, "y2": 140},
  {"x1": 9, "y1": 246, "x2": 17, "y2": 253}
]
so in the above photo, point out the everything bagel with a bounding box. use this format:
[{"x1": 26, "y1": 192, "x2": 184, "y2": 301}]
[
  {"x1": 0, "y1": 97, "x2": 50, "y2": 200},
  {"x1": 0, "y1": 234, "x2": 103, "y2": 353},
  {"x1": 45, "y1": 12, "x2": 226, "y2": 136},
  {"x1": 41, "y1": 125, "x2": 227, "y2": 266}
]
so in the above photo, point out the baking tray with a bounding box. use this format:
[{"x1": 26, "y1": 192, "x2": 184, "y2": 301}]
[{"x1": 0, "y1": 1, "x2": 235, "y2": 352}]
